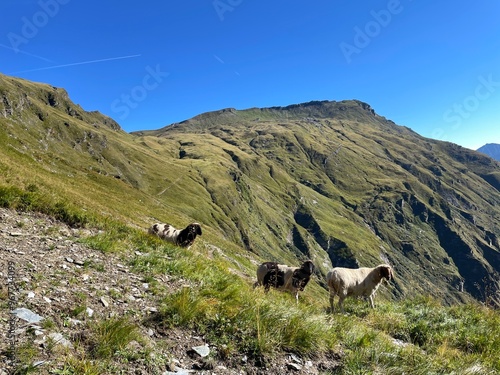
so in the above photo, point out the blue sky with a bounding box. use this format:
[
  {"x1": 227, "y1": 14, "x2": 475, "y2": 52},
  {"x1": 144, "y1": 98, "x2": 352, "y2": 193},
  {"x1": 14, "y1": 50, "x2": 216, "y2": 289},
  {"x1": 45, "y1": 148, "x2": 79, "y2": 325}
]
[{"x1": 1, "y1": 1, "x2": 499, "y2": 150}]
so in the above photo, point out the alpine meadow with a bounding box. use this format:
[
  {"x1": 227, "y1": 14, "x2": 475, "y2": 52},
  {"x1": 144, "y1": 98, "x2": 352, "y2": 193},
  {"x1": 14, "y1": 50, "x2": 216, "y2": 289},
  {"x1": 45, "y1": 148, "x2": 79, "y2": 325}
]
[{"x1": 1, "y1": 72, "x2": 500, "y2": 374}]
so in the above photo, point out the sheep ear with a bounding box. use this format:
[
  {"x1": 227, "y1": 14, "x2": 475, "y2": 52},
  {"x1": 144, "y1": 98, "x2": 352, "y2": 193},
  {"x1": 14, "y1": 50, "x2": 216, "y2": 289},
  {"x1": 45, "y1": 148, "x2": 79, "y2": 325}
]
[{"x1": 306, "y1": 261, "x2": 314, "y2": 274}]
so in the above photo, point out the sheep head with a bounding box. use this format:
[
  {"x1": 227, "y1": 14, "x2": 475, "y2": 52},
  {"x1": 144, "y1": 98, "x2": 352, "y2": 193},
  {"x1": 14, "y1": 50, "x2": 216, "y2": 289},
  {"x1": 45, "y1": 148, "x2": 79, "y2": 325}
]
[
  {"x1": 177, "y1": 223, "x2": 202, "y2": 247},
  {"x1": 292, "y1": 260, "x2": 315, "y2": 290},
  {"x1": 378, "y1": 264, "x2": 393, "y2": 281},
  {"x1": 189, "y1": 223, "x2": 202, "y2": 236},
  {"x1": 300, "y1": 260, "x2": 315, "y2": 275}
]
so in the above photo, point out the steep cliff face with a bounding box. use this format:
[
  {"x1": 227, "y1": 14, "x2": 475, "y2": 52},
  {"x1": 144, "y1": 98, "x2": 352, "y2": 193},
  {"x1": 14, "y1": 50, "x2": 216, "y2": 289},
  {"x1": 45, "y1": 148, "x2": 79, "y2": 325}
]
[{"x1": 0, "y1": 73, "x2": 121, "y2": 130}]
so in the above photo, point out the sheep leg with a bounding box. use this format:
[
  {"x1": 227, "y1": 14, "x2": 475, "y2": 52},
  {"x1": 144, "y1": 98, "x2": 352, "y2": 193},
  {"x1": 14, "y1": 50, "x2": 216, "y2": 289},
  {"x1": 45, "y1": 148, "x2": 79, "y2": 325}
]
[
  {"x1": 369, "y1": 294, "x2": 375, "y2": 308},
  {"x1": 329, "y1": 293, "x2": 335, "y2": 313},
  {"x1": 338, "y1": 297, "x2": 345, "y2": 313}
]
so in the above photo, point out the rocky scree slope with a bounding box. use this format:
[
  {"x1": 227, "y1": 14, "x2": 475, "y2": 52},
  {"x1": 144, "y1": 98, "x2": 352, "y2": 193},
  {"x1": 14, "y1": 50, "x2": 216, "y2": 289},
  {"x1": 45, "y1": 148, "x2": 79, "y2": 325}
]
[{"x1": 0, "y1": 208, "x2": 342, "y2": 374}]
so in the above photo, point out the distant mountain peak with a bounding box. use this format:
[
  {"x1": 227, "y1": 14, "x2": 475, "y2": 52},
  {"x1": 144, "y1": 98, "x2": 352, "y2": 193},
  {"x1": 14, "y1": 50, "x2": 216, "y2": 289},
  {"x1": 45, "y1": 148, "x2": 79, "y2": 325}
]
[{"x1": 477, "y1": 143, "x2": 500, "y2": 161}]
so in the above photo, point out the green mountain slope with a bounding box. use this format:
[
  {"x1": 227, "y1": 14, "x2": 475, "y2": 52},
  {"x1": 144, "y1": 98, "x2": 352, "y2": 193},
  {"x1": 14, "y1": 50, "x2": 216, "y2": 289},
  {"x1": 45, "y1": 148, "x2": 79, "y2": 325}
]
[{"x1": 2, "y1": 73, "x2": 500, "y2": 306}]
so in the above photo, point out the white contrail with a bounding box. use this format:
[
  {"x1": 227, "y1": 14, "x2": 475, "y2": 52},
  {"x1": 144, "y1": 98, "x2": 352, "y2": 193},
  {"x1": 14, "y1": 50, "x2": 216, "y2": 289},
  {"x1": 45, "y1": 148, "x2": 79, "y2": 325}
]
[
  {"x1": 0, "y1": 43, "x2": 52, "y2": 62},
  {"x1": 8, "y1": 54, "x2": 142, "y2": 74},
  {"x1": 213, "y1": 54, "x2": 225, "y2": 64}
]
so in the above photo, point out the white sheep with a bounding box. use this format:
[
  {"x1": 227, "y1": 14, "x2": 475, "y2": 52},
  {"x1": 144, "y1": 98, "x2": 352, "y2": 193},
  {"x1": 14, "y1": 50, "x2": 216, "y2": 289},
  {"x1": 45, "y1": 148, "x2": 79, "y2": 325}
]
[
  {"x1": 254, "y1": 260, "x2": 315, "y2": 303},
  {"x1": 326, "y1": 264, "x2": 393, "y2": 312},
  {"x1": 148, "y1": 222, "x2": 202, "y2": 248}
]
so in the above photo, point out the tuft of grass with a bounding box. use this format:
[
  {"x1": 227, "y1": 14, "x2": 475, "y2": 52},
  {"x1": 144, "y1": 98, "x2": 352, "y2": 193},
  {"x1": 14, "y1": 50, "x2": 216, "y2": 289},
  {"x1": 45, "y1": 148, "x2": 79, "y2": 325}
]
[
  {"x1": 52, "y1": 356, "x2": 101, "y2": 375},
  {"x1": 89, "y1": 317, "x2": 139, "y2": 359}
]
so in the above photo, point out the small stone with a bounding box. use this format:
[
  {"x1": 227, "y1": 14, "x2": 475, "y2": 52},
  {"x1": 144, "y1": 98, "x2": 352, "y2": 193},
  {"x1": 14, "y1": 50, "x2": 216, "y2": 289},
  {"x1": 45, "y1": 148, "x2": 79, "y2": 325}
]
[
  {"x1": 9, "y1": 232, "x2": 23, "y2": 237},
  {"x1": 48, "y1": 333, "x2": 73, "y2": 349},
  {"x1": 65, "y1": 257, "x2": 74, "y2": 263},
  {"x1": 27, "y1": 291, "x2": 35, "y2": 299},
  {"x1": 100, "y1": 297, "x2": 109, "y2": 308},
  {"x1": 287, "y1": 363, "x2": 302, "y2": 371},
  {"x1": 82, "y1": 274, "x2": 90, "y2": 281},
  {"x1": 33, "y1": 360, "x2": 46, "y2": 368},
  {"x1": 86, "y1": 307, "x2": 94, "y2": 317},
  {"x1": 191, "y1": 344, "x2": 210, "y2": 358},
  {"x1": 43, "y1": 297, "x2": 51, "y2": 303},
  {"x1": 67, "y1": 318, "x2": 83, "y2": 326},
  {"x1": 74, "y1": 259, "x2": 85, "y2": 266}
]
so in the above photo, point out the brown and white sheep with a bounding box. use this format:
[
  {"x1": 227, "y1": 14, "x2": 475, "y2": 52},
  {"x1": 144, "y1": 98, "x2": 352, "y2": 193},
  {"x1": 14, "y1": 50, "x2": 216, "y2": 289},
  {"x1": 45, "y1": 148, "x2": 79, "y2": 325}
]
[
  {"x1": 254, "y1": 260, "x2": 315, "y2": 303},
  {"x1": 148, "y1": 222, "x2": 202, "y2": 248},
  {"x1": 326, "y1": 264, "x2": 393, "y2": 312}
]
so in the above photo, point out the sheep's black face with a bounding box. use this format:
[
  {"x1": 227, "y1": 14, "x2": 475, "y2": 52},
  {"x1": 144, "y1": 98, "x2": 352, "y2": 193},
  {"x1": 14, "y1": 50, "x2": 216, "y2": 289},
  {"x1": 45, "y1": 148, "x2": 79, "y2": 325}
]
[
  {"x1": 193, "y1": 224, "x2": 202, "y2": 236},
  {"x1": 301, "y1": 260, "x2": 315, "y2": 275},
  {"x1": 292, "y1": 272, "x2": 311, "y2": 291},
  {"x1": 178, "y1": 223, "x2": 202, "y2": 247},
  {"x1": 381, "y1": 266, "x2": 393, "y2": 281}
]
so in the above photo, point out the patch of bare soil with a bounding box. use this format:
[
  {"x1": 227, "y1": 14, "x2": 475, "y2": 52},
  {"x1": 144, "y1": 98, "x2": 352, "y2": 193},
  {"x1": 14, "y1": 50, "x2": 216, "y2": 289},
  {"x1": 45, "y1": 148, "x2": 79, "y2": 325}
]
[{"x1": 0, "y1": 208, "x2": 341, "y2": 374}]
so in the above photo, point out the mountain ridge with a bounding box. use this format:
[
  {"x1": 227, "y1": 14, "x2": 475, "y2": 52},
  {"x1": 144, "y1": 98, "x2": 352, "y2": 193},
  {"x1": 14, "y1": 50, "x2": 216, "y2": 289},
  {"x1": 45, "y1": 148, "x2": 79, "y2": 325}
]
[{"x1": 133, "y1": 99, "x2": 407, "y2": 137}]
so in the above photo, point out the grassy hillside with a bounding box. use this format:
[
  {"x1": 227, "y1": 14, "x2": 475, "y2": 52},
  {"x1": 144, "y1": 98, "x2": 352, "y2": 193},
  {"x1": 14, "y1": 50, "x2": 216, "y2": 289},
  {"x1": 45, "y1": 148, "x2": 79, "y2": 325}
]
[
  {"x1": 136, "y1": 101, "x2": 500, "y2": 304},
  {"x1": 1, "y1": 73, "x2": 500, "y2": 373}
]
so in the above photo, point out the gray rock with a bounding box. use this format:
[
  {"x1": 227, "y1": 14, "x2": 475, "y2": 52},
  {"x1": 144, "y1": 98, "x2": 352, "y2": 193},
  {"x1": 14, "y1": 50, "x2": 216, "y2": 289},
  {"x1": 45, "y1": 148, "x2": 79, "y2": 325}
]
[
  {"x1": 49, "y1": 332, "x2": 73, "y2": 348},
  {"x1": 12, "y1": 308, "x2": 43, "y2": 324},
  {"x1": 287, "y1": 362, "x2": 302, "y2": 371},
  {"x1": 191, "y1": 344, "x2": 210, "y2": 358}
]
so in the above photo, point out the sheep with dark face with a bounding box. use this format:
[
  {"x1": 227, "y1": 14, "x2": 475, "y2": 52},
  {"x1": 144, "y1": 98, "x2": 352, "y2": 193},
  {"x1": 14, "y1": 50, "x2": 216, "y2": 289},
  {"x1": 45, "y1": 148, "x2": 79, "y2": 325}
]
[
  {"x1": 148, "y1": 222, "x2": 202, "y2": 248},
  {"x1": 254, "y1": 260, "x2": 315, "y2": 303},
  {"x1": 327, "y1": 264, "x2": 393, "y2": 312}
]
